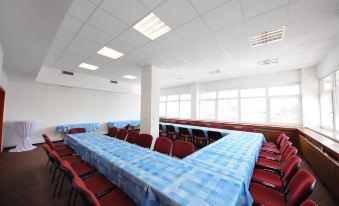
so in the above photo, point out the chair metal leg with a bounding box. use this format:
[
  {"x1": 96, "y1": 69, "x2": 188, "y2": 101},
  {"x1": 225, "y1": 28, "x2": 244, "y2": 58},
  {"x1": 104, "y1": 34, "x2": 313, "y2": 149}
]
[
  {"x1": 47, "y1": 159, "x2": 50, "y2": 166},
  {"x1": 49, "y1": 162, "x2": 54, "y2": 172},
  {"x1": 67, "y1": 187, "x2": 73, "y2": 206},
  {"x1": 73, "y1": 191, "x2": 78, "y2": 206},
  {"x1": 51, "y1": 167, "x2": 58, "y2": 184},
  {"x1": 58, "y1": 173, "x2": 66, "y2": 197},
  {"x1": 53, "y1": 169, "x2": 62, "y2": 196}
]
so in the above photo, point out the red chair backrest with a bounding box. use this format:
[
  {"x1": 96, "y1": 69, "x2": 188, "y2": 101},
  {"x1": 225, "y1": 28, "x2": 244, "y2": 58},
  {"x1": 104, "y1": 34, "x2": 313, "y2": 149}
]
[
  {"x1": 72, "y1": 176, "x2": 101, "y2": 206},
  {"x1": 288, "y1": 169, "x2": 316, "y2": 206},
  {"x1": 107, "y1": 127, "x2": 118, "y2": 137},
  {"x1": 283, "y1": 155, "x2": 301, "y2": 183},
  {"x1": 282, "y1": 146, "x2": 298, "y2": 162},
  {"x1": 276, "y1": 133, "x2": 286, "y2": 145},
  {"x1": 68, "y1": 128, "x2": 86, "y2": 134},
  {"x1": 172, "y1": 140, "x2": 195, "y2": 159},
  {"x1": 154, "y1": 137, "x2": 172, "y2": 155},
  {"x1": 60, "y1": 160, "x2": 78, "y2": 180},
  {"x1": 116, "y1": 128, "x2": 128, "y2": 140},
  {"x1": 280, "y1": 140, "x2": 292, "y2": 154},
  {"x1": 241, "y1": 126, "x2": 256, "y2": 132},
  {"x1": 42, "y1": 134, "x2": 55, "y2": 150},
  {"x1": 279, "y1": 135, "x2": 289, "y2": 148},
  {"x1": 221, "y1": 125, "x2": 235, "y2": 130},
  {"x1": 42, "y1": 144, "x2": 51, "y2": 156},
  {"x1": 136, "y1": 134, "x2": 153, "y2": 149},
  {"x1": 49, "y1": 150, "x2": 63, "y2": 166},
  {"x1": 126, "y1": 132, "x2": 139, "y2": 144},
  {"x1": 300, "y1": 199, "x2": 318, "y2": 206}
]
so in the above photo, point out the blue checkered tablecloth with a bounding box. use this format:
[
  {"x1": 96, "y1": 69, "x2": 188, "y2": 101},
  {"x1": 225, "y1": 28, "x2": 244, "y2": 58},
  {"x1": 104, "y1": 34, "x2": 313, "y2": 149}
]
[
  {"x1": 107, "y1": 120, "x2": 140, "y2": 128},
  {"x1": 160, "y1": 122, "x2": 230, "y2": 138},
  {"x1": 65, "y1": 130, "x2": 265, "y2": 206},
  {"x1": 55, "y1": 123, "x2": 101, "y2": 132}
]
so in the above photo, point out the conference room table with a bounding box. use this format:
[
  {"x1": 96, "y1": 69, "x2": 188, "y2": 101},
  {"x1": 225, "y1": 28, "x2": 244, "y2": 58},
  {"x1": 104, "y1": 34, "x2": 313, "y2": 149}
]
[
  {"x1": 107, "y1": 120, "x2": 140, "y2": 129},
  {"x1": 55, "y1": 123, "x2": 101, "y2": 133},
  {"x1": 65, "y1": 127, "x2": 265, "y2": 206}
]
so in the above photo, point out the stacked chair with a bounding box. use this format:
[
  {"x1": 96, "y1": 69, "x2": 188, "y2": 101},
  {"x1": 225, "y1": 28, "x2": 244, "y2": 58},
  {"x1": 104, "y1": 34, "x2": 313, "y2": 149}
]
[{"x1": 250, "y1": 132, "x2": 317, "y2": 206}]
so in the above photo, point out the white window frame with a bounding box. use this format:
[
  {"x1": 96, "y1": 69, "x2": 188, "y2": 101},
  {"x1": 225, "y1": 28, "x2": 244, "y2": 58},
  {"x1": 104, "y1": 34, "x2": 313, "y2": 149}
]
[{"x1": 160, "y1": 93, "x2": 191, "y2": 119}]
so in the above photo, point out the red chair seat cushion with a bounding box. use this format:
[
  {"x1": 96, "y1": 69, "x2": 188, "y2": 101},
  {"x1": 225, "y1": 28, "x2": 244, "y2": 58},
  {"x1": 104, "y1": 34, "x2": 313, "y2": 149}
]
[
  {"x1": 84, "y1": 174, "x2": 115, "y2": 195},
  {"x1": 54, "y1": 144, "x2": 70, "y2": 150},
  {"x1": 194, "y1": 136, "x2": 205, "y2": 140},
  {"x1": 259, "y1": 152, "x2": 281, "y2": 161},
  {"x1": 256, "y1": 158, "x2": 283, "y2": 171},
  {"x1": 249, "y1": 182, "x2": 284, "y2": 206},
  {"x1": 99, "y1": 188, "x2": 136, "y2": 206},
  {"x1": 72, "y1": 163, "x2": 96, "y2": 176},
  {"x1": 262, "y1": 142, "x2": 277, "y2": 148},
  {"x1": 261, "y1": 146, "x2": 280, "y2": 154},
  {"x1": 62, "y1": 155, "x2": 82, "y2": 165},
  {"x1": 56, "y1": 148, "x2": 75, "y2": 156},
  {"x1": 251, "y1": 169, "x2": 283, "y2": 189}
]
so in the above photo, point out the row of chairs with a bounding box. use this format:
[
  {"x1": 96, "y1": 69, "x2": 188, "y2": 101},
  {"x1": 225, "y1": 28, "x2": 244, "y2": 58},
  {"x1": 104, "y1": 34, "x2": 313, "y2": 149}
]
[
  {"x1": 42, "y1": 134, "x2": 136, "y2": 206},
  {"x1": 249, "y1": 133, "x2": 318, "y2": 206},
  {"x1": 160, "y1": 124, "x2": 225, "y2": 147},
  {"x1": 106, "y1": 127, "x2": 196, "y2": 159}
]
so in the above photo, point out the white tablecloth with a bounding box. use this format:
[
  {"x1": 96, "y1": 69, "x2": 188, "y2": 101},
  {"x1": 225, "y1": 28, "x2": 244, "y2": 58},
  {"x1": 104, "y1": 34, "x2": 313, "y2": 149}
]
[{"x1": 9, "y1": 121, "x2": 37, "y2": 152}]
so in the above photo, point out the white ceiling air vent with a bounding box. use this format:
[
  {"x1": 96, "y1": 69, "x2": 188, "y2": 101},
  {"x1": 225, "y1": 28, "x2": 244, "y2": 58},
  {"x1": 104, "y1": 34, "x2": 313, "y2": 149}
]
[
  {"x1": 250, "y1": 26, "x2": 285, "y2": 47},
  {"x1": 257, "y1": 58, "x2": 279, "y2": 65},
  {"x1": 207, "y1": 69, "x2": 221, "y2": 75}
]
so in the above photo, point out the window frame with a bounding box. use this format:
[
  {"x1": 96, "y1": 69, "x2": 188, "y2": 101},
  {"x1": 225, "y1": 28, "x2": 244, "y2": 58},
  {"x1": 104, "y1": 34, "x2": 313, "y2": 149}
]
[{"x1": 160, "y1": 93, "x2": 192, "y2": 119}]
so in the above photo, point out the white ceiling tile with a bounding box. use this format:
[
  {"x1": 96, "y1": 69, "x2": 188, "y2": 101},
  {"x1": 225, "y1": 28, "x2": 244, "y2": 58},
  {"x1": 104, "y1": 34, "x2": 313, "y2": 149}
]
[
  {"x1": 154, "y1": 0, "x2": 198, "y2": 28},
  {"x1": 202, "y1": 0, "x2": 244, "y2": 32},
  {"x1": 71, "y1": 35, "x2": 102, "y2": 51},
  {"x1": 127, "y1": 48, "x2": 152, "y2": 61},
  {"x1": 252, "y1": 41, "x2": 282, "y2": 59},
  {"x1": 88, "y1": 0, "x2": 102, "y2": 5},
  {"x1": 68, "y1": 0, "x2": 96, "y2": 21},
  {"x1": 60, "y1": 15, "x2": 84, "y2": 34},
  {"x1": 139, "y1": 42, "x2": 165, "y2": 56},
  {"x1": 88, "y1": 9, "x2": 128, "y2": 36},
  {"x1": 221, "y1": 37, "x2": 251, "y2": 51},
  {"x1": 214, "y1": 21, "x2": 248, "y2": 45},
  {"x1": 154, "y1": 32, "x2": 186, "y2": 50},
  {"x1": 78, "y1": 24, "x2": 112, "y2": 44},
  {"x1": 247, "y1": 6, "x2": 288, "y2": 35},
  {"x1": 241, "y1": 0, "x2": 288, "y2": 19},
  {"x1": 138, "y1": 0, "x2": 165, "y2": 10},
  {"x1": 316, "y1": 25, "x2": 339, "y2": 41},
  {"x1": 55, "y1": 29, "x2": 75, "y2": 44},
  {"x1": 119, "y1": 28, "x2": 150, "y2": 48},
  {"x1": 287, "y1": 0, "x2": 337, "y2": 23},
  {"x1": 86, "y1": 53, "x2": 113, "y2": 66},
  {"x1": 101, "y1": 0, "x2": 149, "y2": 25},
  {"x1": 64, "y1": 45, "x2": 93, "y2": 58},
  {"x1": 50, "y1": 39, "x2": 69, "y2": 51},
  {"x1": 190, "y1": 0, "x2": 230, "y2": 14},
  {"x1": 175, "y1": 18, "x2": 210, "y2": 42},
  {"x1": 107, "y1": 38, "x2": 135, "y2": 54},
  {"x1": 199, "y1": 45, "x2": 227, "y2": 59}
]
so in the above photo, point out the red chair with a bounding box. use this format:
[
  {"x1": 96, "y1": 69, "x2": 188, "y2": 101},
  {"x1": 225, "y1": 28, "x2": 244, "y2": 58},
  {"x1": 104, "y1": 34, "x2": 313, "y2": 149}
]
[
  {"x1": 159, "y1": 124, "x2": 166, "y2": 137},
  {"x1": 126, "y1": 132, "x2": 139, "y2": 144},
  {"x1": 261, "y1": 140, "x2": 292, "y2": 155},
  {"x1": 207, "y1": 131, "x2": 223, "y2": 144},
  {"x1": 116, "y1": 128, "x2": 128, "y2": 141},
  {"x1": 165, "y1": 125, "x2": 178, "y2": 140},
  {"x1": 154, "y1": 137, "x2": 172, "y2": 155},
  {"x1": 192, "y1": 129, "x2": 207, "y2": 147},
  {"x1": 42, "y1": 134, "x2": 71, "y2": 151},
  {"x1": 178, "y1": 127, "x2": 192, "y2": 142},
  {"x1": 72, "y1": 176, "x2": 136, "y2": 206},
  {"x1": 259, "y1": 145, "x2": 298, "y2": 162},
  {"x1": 68, "y1": 128, "x2": 86, "y2": 134},
  {"x1": 262, "y1": 133, "x2": 286, "y2": 148},
  {"x1": 249, "y1": 169, "x2": 316, "y2": 206},
  {"x1": 251, "y1": 155, "x2": 302, "y2": 193},
  {"x1": 136, "y1": 134, "x2": 153, "y2": 149},
  {"x1": 300, "y1": 199, "x2": 318, "y2": 206},
  {"x1": 221, "y1": 125, "x2": 235, "y2": 130},
  {"x1": 60, "y1": 160, "x2": 115, "y2": 203},
  {"x1": 241, "y1": 126, "x2": 256, "y2": 132},
  {"x1": 172, "y1": 140, "x2": 195, "y2": 159},
  {"x1": 106, "y1": 127, "x2": 118, "y2": 137}
]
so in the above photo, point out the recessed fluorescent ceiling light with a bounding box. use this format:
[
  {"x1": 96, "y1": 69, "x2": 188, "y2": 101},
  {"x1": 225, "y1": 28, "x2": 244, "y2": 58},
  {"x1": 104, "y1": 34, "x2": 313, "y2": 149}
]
[
  {"x1": 133, "y1": 13, "x2": 171, "y2": 40},
  {"x1": 257, "y1": 58, "x2": 279, "y2": 65},
  {"x1": 250, "y1": 26, "x2": 285, "y2": 47},
  {"x1": 207, "y1": 69, "x2": 221, "y2": 75},
  {"x1": 122, "y1": 75, "x2": 137, "y2": 79},
  {"x1": 97, "y1": 47, "x2": 124, "y2": 59},
  {"x1": 78, "y1": 63, "x2": 99, "y2": 70}
]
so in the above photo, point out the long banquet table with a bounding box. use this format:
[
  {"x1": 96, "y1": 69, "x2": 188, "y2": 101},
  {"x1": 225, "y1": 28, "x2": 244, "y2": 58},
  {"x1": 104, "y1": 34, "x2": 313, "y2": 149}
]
[
  {"x1": 65, "y1": 127, "x2": 265, "y2": 206},
  {"x1": 107, "y1": 120, "x2": 140, "y2": 129}
]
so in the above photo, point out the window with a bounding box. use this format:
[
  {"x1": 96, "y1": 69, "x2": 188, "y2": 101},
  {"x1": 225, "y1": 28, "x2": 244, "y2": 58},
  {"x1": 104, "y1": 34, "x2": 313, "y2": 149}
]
[
  {"x1": 240, "y1": 88, "x2": 267, "y2": 123},
  {"x1": 199, "y1": 91, "x2": 216, "y2": 119},
  {"x1": 321, "y1": 75, "x2": 333, "y2": 91},
  {"x1": 159, "y1": 94, "x2": 191, "y2": 119},
  {"x1": 268, "y1": 85, "x2": 300, "y2": 125},
  {"x1": 321, "y1": 93, "x2": 333, "y2": 129},
  {"x1": 218, "y1": 90, "x2": 238, "y2": 121}
]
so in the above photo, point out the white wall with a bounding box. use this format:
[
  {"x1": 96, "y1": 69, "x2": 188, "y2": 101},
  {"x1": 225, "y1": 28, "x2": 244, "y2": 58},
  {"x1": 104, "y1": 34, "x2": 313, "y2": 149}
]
[
  {"x1": 317, "y1": 44, "x2": 339, "y2": 78},
  {"x1": 3, "y1": 80, "x2": 140, "y2": 147}
]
